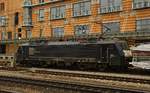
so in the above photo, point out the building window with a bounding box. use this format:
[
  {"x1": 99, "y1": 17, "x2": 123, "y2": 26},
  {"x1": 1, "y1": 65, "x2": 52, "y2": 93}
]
[
  {"x1": 74, "y1": 25, "x2": 89, "y2": 36},
  {"x1": 38, "y1": 9, "x2": 44, "y2": 21},
  {"x1": 24, "y1": 0, "x2": 32, "y2": 6},
  {"x1": 50, "y1": 6, "x2": 65, "y2": 20},
  {"x1": 73, "y1": 1, "x2": 91, "y2": 17},
  {"x1": 103, "y1": 22, "x2": 120, "y2": 33},
  {"x1": 1, "y1": 31, "x2": 6, "y2": 40},
  {"x1": 27, "y1": 31, "x2": 32, "y2": 38},
  {"x1": 14, "y1": 12, "x2": 19, "y2": 26},
  {"x1": 7, "y1": 32, "x2": 12, "y2": 40},
  {"x1": 136, "y1": 19, "x2": 150, "y2": 32},
  {"x1": 38, "y1": 0, "x2": 44, "y2": 3},
  {"x1": 52, "y1": 27, "x2": 64, "y2": 37},
  {"x1": 0, "y1": 3, "x2": 5, "y2": 12},
  {"x1": 23, "y1": 8, "x2": 32, "y2": 26},
  {"x1": 23, "y1": 0, "x2": 32, "y2": 26},
  {"x1": 100, "y1": 0, "x2": 122, "y2": 13},
  {"x1": 133, "y1": 0, "x2": 150, "y2": 9},
  {"x1": 0, "y1": 16, "x2": 6, "y2": 27}
]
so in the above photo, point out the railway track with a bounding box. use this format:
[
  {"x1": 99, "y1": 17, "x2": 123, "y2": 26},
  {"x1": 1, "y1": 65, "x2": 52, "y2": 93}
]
[
  {"x1": 0, "y1": 76, "x2": 147, "y2": 93},
  {"x1": 0, "y1": 67, "x2": 150, "y2": 92},
  {"x1": 0, "y1": 90, "x2": 19, "y2": 93},
  {"x1": 0, "y1": 67, "x2": 150, "y2": 85},
  {"x1": 26, "y1": 68, "x2": 150, "y2": 85}
]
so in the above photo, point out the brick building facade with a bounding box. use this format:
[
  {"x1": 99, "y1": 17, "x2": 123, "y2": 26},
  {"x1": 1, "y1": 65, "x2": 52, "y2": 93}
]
[
  {"x1": 0, "y1": 0, "x2": 23, "y2": 54},
  {"x1": 0, "y1": 0, "x2": 150, "y2": 55}
]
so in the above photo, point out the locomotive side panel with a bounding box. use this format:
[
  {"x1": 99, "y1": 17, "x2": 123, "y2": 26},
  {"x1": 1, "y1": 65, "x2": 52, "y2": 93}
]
[
  {"x1": 30, "y1": 44, "x2": 99, "y2": 58},
  {"x1": 16, "y1": 41, "x2": 128, "y2": 70}
]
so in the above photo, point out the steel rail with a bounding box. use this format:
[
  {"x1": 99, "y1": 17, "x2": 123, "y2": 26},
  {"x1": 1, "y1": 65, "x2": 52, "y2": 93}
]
[
  {"x1": 0, "y1": 76, "x2": 147, "y2": 93},
  {"x1": 33, "y1": 69, "x2": 150, "y2": 85},
  {"x1": 0, "y1": 90, "x2": 19, "y2": 93},
  {"x1": 0, "y1": 67, "x2": 150, "y2": 85}
]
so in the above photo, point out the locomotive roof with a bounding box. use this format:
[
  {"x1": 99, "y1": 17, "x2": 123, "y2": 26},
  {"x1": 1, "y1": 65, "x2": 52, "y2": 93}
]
[
  {"x1": 131, "y1": 43, "x2": 150, "y2": 52},
  {"x1": 20, "y1": 40, "x2": 126, "y2": 46}
]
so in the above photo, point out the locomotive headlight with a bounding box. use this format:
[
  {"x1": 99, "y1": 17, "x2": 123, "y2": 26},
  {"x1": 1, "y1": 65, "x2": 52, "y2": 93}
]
[{"x1": 123, "y1": 50, "x2": 132, "y2": 57}]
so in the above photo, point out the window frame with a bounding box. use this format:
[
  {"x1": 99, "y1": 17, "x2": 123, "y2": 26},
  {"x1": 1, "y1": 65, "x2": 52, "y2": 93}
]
[
  {"x1": 38, "y1": 0, "x2": 44, "y2": 4},
  {"x1": 74, "y1": 25, "x2": 90, "y2": 36},
  {"x1": 27, "y1": 31, "x2": 32, "y2": 38},
  {"x1": 7, "y1": 32, "x2": 12, "y2": 40},
  {"x1": 99, "y1": 0, "x2": 122, "y2": 14},
  {"x1": 50, "y1": 5, "x2": 66, "y2": 20},
  {"x1": 1, "y1": 31, "x2": 6, "y2": 40},
  {"x1": 73, "y1": 1, "x2": 91, "y2": 17},
  {"x1": 136, "y1": 19, "x2": 150, "y2": 32},
  {"x1": 23, "y1": 8, "x2": 32, "y2": 26},
  {"x1": 14, "y1": 12, "x2": 19, "y2": 26},
  {"x1": 0, "y1": 3, "x2": 5, "y2": 12},
  {"x1": 0, "y1": 16, "x2": 6, "y2": 27},
  {"x1": 52, "y1": 27, "x2": 64, "y2": 37},
  {"x1": 102, "y1": 22, "x2": 120, "y2": 33},
  {"x1": 132, "y1": 0, "x2": 150, "y2": 9},
  {"x1": 38, "y1": 9, "x2": 45, "y2": 21}
]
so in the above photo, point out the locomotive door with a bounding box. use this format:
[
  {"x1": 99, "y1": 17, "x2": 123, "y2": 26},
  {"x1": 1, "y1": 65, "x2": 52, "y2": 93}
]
[
  {"x1": 100, "y1": 47, "x2": 107, "y2": 63},
  {"x1": 107, "y1": 48, "x2": 112, "y2": 63},
  {"x1": 100, "y1": 47, "x2": 114, "y2": 63}
]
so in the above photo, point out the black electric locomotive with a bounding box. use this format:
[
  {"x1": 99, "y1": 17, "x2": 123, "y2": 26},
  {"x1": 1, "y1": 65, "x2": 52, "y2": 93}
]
[{"x1": 16, "y1": 41, "x2": 129, "y2": 70}]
